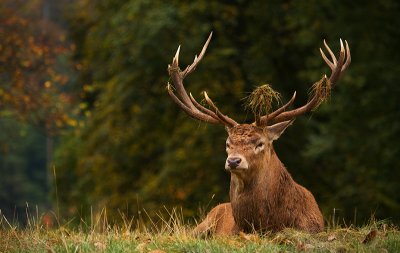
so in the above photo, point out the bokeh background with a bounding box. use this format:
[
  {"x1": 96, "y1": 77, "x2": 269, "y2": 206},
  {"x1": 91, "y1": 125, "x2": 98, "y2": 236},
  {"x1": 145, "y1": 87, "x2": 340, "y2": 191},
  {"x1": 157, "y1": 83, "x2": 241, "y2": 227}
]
[{"x1": 1, "y1": 0, "x2": 399, "y2": 226}]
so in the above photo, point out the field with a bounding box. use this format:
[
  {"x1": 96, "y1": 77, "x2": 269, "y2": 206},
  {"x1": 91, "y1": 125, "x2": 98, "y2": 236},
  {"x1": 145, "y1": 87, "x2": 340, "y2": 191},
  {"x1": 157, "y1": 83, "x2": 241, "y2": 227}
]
[{"x1": 1, "y1": 210, "x2": 400, "y2": 253}]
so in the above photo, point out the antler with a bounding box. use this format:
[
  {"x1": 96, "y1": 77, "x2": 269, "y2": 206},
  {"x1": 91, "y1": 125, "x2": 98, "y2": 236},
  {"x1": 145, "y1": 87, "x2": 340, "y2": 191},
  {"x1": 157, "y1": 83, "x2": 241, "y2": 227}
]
[
  {"x1": 258, "y1": 39, "x2": 351, "y2": 125},
  {"x1": 167, "y1": 33, "x2": 238, "y2": 127}
]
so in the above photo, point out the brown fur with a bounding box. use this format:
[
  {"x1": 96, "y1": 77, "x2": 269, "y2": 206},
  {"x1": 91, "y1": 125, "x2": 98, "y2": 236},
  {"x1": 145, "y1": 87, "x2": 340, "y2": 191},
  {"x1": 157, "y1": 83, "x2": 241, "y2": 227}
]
[
  {"x1": 195, "y1": 124, "x2": 324, "y2": 235},
  {"x1": 193, "y1": 203, "x2": 238, "y2": 236}
]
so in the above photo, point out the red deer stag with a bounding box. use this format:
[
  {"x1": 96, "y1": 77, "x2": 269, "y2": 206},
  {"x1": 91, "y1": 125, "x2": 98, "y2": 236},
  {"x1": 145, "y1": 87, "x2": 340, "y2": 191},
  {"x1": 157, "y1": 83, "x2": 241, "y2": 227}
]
[{"x1": 167, "y1": 33, "x2": 351, "y2": 235}]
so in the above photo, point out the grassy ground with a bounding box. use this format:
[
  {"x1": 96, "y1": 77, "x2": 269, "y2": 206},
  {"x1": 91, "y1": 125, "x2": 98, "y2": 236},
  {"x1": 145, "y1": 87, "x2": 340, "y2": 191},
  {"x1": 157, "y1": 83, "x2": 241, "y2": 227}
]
[{"x1": 1, "y1": 210, "x2": 399, "y2": 252}]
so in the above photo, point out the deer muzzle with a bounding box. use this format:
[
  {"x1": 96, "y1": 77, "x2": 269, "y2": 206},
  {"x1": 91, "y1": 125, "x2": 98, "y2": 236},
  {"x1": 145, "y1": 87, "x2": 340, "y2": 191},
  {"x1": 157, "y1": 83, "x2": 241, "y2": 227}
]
[{"x1": 225, "y1": 155, "x2": 248, "y2": 171}]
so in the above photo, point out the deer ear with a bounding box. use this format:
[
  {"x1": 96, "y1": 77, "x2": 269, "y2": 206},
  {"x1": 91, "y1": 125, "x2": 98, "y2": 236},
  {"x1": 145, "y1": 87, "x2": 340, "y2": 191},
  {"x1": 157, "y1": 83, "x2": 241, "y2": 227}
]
[{"x1": 266, "y1": 120, "x2": 294, "y2": 141}]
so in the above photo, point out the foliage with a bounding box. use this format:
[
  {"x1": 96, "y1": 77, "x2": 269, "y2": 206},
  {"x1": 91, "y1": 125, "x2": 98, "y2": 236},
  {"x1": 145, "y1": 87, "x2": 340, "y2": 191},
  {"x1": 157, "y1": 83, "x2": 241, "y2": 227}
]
[
  {"x1": 0, "y1": 0, "x2": 77, "y2": 223},
  {"x1": 54, "y1": 0, "x2": 400, "y2": 225},
  {"x1": 0, "y1": 0, "x2": 77, "y2": 133}
]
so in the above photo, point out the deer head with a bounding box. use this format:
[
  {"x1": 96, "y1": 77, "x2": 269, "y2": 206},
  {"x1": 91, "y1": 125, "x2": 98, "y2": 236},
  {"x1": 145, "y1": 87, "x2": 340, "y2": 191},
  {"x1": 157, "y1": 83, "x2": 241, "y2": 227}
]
[{"x1": 167, "y1": 33, "x2": 350, "y2": 174}]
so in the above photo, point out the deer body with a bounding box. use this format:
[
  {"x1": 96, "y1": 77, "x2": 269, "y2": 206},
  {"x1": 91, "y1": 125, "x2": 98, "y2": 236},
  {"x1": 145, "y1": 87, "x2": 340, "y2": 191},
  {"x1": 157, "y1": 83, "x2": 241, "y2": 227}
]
[
  {"x1": 230, "y1": 169, "x2": 324, "y2": 233},
  {"x1": 194, "y1": 149, "x2": 323, "y2": 235},
  {"x1": 228, "y1": 124, "x2": 323, "y2": 233},
  {"x1": 166, "y1": 33, "x2": 350, "y2": 235}
]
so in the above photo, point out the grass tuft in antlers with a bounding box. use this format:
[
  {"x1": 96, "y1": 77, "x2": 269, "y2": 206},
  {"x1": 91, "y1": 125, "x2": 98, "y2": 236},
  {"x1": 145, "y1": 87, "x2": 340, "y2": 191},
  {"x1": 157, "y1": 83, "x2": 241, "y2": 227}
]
[
  {"x1": 244, "y1": 84, "x2": 281, "y2": 124},
  {"x1": 309, "y1": 75, "x2": 331, "y2": 109}
]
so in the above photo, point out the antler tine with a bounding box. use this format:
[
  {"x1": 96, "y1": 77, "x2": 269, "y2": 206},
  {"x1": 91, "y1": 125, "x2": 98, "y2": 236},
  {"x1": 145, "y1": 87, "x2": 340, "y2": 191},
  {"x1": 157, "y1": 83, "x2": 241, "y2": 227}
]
[
  {"x1": 342, "y1": 40, "x2": 351, "y2": 71},
  {"x1": 173, "y1": 45, "x2": 181, "y2": 66},
  {"x1": 183, "y1": 32, "x2": 213, "y2": 77},
  {"x1": 167, "y1": 33, "x2": 238, "y2": 127},
  {"x1": 204, "y1": 92, "x2": 238, "y2": 127},
  {"x1": 320, "y1": 48, "x2": 334, "y2": 70},
  {"x1": 189, "y1": 93, "x2": 222, "y2": 121},
  {"x1": 323, "y1": 39, "x2": 337, "y2": 65},
  {"x1": 258, "y1": 91, "x2": 296, "y2": 125},
  {"x1": 169, "y1": 33, "x2": 213, "y2": 108},
  {"x1": 259, "y1": 39, "x2": 351, "y2": 125},
  {"x1": 189, "y1": 92, "x2": 237, "y2": 127},
  {"x1": 167, "y1": 83, "x2": 220, "y2": 124},
  {"x1": 168, "y1": 46, "x2": 193, "y2": 109},
  {"x1": 328, "y1": 39, "x2": 346, "y2": 86}
]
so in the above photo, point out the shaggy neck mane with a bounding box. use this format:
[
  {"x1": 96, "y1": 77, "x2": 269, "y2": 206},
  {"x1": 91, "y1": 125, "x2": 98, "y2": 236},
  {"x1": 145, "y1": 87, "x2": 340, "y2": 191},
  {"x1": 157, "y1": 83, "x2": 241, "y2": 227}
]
[
  {"x1": 230, "y1": 147, "x2": 294, "y2": 194},
  {"x1": 229, "y1": 146, "x2": 298, "y2": 232}
]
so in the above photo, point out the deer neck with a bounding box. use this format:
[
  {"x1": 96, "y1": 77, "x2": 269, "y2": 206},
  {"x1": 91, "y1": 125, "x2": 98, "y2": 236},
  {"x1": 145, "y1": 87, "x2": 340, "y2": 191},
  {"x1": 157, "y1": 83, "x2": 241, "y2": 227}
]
[
  {"x1": 229, "y1": 147, "x2": 291, "y2": 199},
  {"x1": 228, "y1": 146, "x2": 300, "y2": 232}
]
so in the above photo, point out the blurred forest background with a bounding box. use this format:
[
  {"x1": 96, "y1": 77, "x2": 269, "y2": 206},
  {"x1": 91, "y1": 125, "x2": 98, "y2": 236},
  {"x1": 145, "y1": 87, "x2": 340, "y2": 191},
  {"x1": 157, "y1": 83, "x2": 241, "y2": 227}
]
[{"x1": 1, "y1": 0, "x2": 399, "y2": 226}]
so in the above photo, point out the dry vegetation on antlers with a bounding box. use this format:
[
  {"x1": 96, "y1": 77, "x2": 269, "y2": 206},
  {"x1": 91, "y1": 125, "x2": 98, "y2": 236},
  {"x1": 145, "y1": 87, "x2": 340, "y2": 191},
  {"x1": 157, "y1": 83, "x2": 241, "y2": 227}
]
[{"x1": 1, "y1": 210, "x2": 400, "y2": 252}]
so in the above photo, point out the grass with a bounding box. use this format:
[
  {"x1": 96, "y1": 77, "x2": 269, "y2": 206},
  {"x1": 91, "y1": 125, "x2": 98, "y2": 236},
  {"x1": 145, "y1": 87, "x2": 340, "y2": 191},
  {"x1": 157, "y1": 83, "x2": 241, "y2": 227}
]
[{"x1": 1, "y1": 209, "x2": 400, "y2": 253}]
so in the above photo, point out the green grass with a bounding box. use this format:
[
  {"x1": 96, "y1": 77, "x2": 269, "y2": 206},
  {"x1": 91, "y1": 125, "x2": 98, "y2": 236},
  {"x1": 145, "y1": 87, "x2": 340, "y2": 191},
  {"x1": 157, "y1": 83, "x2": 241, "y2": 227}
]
[{"x1": 1, "y1": 210, "x2": 399, "y2": 252}]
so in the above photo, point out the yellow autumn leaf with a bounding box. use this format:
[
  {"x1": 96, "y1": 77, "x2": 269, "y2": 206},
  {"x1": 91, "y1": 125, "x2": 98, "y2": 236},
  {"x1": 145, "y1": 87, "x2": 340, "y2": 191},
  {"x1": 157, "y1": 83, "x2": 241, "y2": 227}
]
[
  {"x1": 67, "y1": 119, "x2": 78, "y2": 127},
  {"x1": 44, "y1": 81, "x2": 52, "y2": 88}
]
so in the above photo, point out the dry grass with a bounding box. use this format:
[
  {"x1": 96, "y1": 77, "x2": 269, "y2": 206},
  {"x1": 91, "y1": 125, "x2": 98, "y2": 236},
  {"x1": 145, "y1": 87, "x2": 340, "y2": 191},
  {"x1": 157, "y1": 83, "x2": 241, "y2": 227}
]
[
  {"x1": 244, "y1": 84, "x2": 281, "y2": 123},
  {"x1": 309, "y1": 75, "x2": 331, "y2": 109},
  {"x1": 1, "y1": 208, "x2": 399, "y2": 253}
]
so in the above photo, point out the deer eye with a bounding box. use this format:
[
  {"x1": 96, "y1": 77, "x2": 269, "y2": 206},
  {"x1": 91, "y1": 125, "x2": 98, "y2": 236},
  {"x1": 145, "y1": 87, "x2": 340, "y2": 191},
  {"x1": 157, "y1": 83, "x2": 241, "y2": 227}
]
[
  {"x1": 255, "y1": 142, "x2": 264, "y2": 151},
  {"x1": 226, "y1": 142, "x2": 231, "y2": 149}
]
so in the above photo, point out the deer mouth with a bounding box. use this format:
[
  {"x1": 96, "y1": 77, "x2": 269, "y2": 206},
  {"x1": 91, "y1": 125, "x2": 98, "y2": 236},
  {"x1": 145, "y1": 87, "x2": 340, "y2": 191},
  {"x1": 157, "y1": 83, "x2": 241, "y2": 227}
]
[{"x1": 226, "y1": 166, "x2": 249, "y2": 173}]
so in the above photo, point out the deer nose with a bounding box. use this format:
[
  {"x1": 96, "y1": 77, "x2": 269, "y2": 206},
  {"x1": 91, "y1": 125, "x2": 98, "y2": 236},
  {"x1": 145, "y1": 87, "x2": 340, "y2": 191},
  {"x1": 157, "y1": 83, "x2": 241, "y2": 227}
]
[{"x1": 227, "y1": 157, "x2": 242, "y2": 169}]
